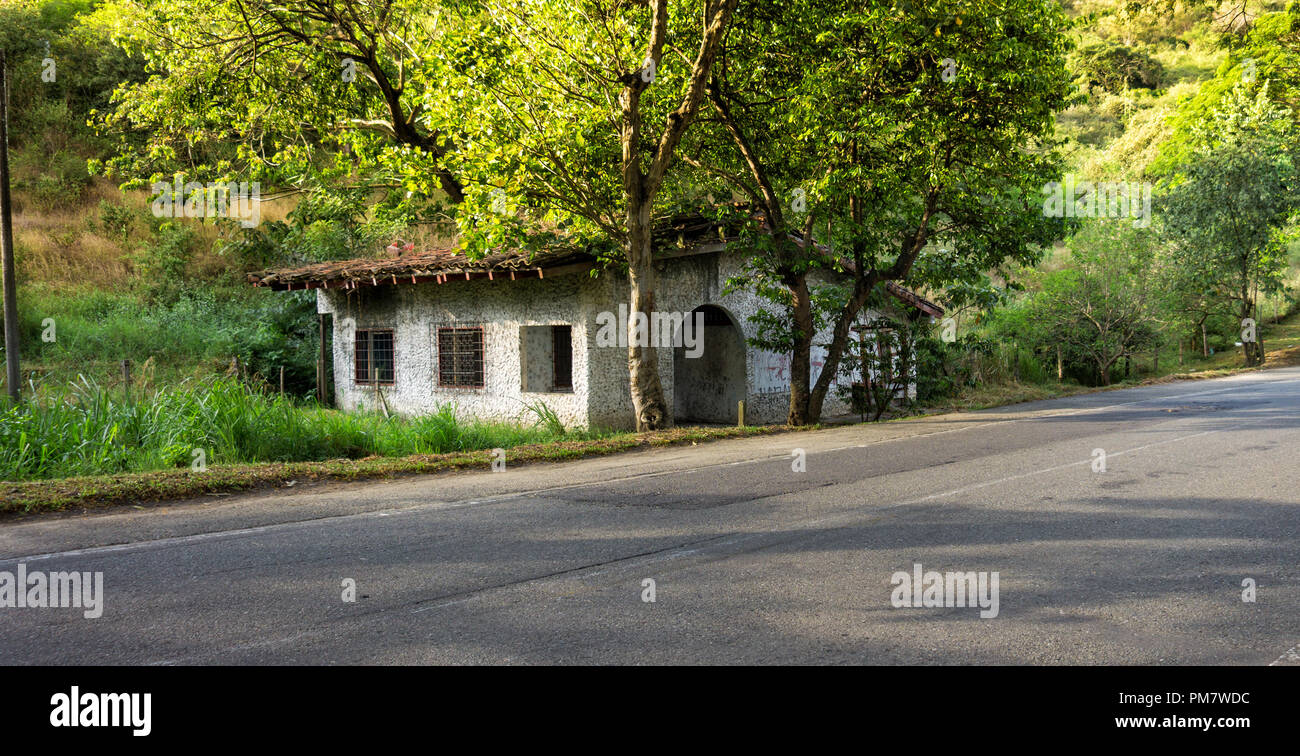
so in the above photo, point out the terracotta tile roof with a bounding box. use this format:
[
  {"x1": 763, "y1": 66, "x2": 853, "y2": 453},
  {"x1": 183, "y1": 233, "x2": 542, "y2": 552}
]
[{"x1": 247, "y1": 246, "x2": 596, "y2": 290}]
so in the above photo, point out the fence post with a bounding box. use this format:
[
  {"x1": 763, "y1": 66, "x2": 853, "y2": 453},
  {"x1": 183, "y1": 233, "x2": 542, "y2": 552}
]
[
  {"x1": 372, "y1": 366, "x2": 390, "y2": 418},
  {"x1": 317, "y1": 313, "x2": 327, "y2": 405},
  {"x1": 121, "y1": 359, "x2": 131, "y2": 402},
  {"x1": 279, "y1": 365, "x2": 285, "y2": 396}
]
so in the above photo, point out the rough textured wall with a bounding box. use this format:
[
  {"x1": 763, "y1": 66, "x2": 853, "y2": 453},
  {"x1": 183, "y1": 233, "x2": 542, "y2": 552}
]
[
  {"x1": 577, "y1": 272, "x2": 638, "y2": 430},
  {"x1": 317, "y1": 274, "x2": 590, "y2": 428},
  {"x1": 598, "y1": 248, "x2": 854, "y2": 426}
]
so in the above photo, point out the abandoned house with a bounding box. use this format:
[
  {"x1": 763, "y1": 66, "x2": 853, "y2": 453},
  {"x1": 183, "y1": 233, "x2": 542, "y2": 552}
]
[{"x1": 248, "y1": 219, "x2": 943, "y2": 430}]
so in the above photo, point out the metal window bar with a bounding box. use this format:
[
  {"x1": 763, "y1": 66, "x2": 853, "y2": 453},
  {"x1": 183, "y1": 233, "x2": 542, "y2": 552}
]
[
  {"x1": 355, "y1": 329, "x2": 395, "y2": 385},
  {"x1": 552, "y1": 325, "x2": 572, "y2": 390},
  {"x1": 438, "y1": 327, "x2": 484, "y2": 388},
  {"x1": 354, "y1": 330, "x2": 369, "y2": 385}
]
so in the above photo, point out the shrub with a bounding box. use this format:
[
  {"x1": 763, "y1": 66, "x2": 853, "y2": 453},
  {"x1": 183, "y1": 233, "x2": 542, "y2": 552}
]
[
  {"x1": 130, "y1": 223, "x2": 196, "y2": 304},
  {"x1": 1074, "y1": 42, "x2": 1165, "y2": 93}
]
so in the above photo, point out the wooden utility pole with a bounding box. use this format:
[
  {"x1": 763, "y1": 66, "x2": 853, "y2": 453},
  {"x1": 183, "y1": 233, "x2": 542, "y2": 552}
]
[{"x1": 0, "y1": 50, "x2": 20, "y2": 403}]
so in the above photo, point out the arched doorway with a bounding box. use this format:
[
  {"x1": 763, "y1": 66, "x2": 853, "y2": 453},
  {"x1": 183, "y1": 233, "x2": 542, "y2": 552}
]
[{"x1": 673, "y1": 304, "x2": 747, "y2": 424}]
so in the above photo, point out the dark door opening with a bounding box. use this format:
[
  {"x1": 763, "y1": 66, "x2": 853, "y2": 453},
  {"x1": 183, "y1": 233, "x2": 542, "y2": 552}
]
[{"x1": 673, "y1": 305, "x2": 746, "y2": 424}]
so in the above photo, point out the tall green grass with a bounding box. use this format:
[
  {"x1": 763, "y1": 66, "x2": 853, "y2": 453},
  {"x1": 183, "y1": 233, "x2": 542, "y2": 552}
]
[
  {"x1": 13, "y1": 283, "x2": 321, "y2": 395},
  {"x1": 0, "y1": 377, "x2": 589, "y2": 481}
]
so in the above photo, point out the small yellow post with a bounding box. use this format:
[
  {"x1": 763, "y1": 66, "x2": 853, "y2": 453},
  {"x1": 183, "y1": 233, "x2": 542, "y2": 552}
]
[{"x1": 737, "y1": 399, "x2": 745, "y2": 427}]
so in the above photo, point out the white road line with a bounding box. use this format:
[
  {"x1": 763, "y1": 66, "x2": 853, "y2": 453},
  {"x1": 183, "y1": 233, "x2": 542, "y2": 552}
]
[
  {"x1": 900, "y1": 428, "x2": 1222, "y2": 507},
  {"x1": 1269, "y1": 643, "x2": 1300, "y2": 666}
]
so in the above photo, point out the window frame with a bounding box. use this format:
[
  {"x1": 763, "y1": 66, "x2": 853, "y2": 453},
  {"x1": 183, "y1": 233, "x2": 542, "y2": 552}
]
[
  {"x1": 436, "y1": 325, "x2": 486, "y2": 390},
  {"x1": 550, "y1": 325, "x2": 573, "y2": 392},
  {"x1": 354, "y1": 327, "x2": 396, "y2": 386}
]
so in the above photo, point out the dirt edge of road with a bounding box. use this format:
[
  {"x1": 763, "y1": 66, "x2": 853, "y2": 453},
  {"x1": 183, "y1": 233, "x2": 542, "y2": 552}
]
[{"x1": 0, "y1": 424, "x2": 796, "y2": 518}]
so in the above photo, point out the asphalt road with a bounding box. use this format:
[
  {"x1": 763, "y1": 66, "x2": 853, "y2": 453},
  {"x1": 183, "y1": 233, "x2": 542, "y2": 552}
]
[{"x1": 3, "y1": 367, "x2": 1300, "y2": 665}]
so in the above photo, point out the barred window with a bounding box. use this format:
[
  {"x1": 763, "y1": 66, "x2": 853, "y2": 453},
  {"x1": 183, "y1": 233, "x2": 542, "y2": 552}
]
[
  {"x1": 438, "y1": 327, "x2": 484, "y2": 388},
  {"x1": 551, "y1": 325, "x2": 572, "y2": 390},
  {"x1": 355, "y1": 329, "x2": 395, "y2": 385}
]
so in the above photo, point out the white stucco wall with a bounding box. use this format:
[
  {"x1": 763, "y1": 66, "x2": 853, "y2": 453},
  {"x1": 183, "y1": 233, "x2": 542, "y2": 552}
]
[
  {"x1": 318, "y1": 273, "x2": 595, "y2": 428},
  {"x1": 317, "y1": 246, "x2": 876, "y2": 430}
]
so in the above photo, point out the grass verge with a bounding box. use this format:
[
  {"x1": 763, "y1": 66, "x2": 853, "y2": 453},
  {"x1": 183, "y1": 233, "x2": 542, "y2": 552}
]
[{"x1": 0, "y1": 425, "x2": 793, "y2": 516}]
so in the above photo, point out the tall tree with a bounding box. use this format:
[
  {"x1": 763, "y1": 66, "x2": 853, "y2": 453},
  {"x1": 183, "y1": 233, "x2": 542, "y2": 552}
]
[
  {"x1": 90, "y1": 0, "x2": 481, "y2": 209},
  {"x1": 1031, "y1": 222, "x2": 1162, "y2": 386},
  {"x1": 460, "y1": 0, "x2": 737, "y2": 430},
  {"x1": 692, "y1": 0, "x2": 1073, "y2": 423},
  {"x1": 801, "y1": 0, "x2": 1072, "y2": 422},
  {"x1": 1162, "y1": 83, "x2": 1299, "y2": 366},
  {"x1": 682, "y1": 0, "x2": 822, "y2": 424}
]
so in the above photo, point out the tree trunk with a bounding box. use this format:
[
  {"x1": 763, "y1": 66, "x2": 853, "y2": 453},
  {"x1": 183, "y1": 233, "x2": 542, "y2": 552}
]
[
  {"x1": 1253, "y1": 302, "x2": 1265, "y2": 365},
  {"x1": 806, "y1": 195, "x2": 935, "y2": 423},
  {"x1": 786, "y1": 272, "x2": 813, "y2": 425},
  {"x1": 807, "y1": 276, "x2": 875, "y2": 422},
  {"x1": 614, "y1": 0, "x2": 735, "y2": 431},
  {"x1": 1241, "y1": 299, "x2": 1262, "y2": 367},
  {"x1": 626, "y1": 202, "x2": 668, "y2": 431},
  {"x1": 618, "y1": 40, "x2": 666, "y2": 433}
]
